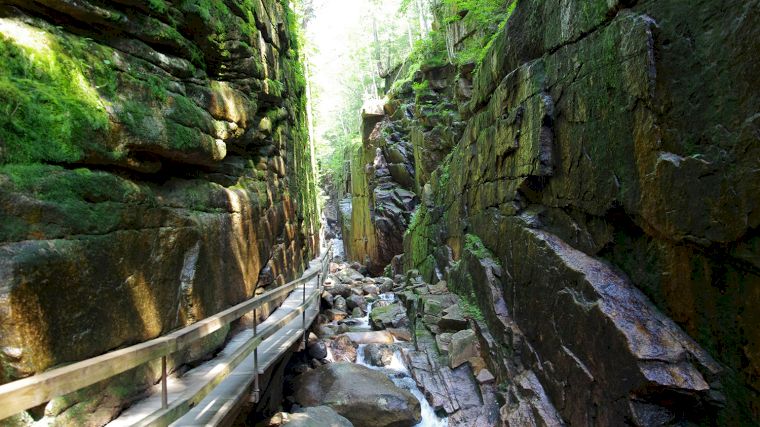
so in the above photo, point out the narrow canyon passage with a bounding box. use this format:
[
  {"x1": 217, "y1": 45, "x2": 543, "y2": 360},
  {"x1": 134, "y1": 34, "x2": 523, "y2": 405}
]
[{"x1": 0, "y1": 0, "x2": 759, "y2": 426}]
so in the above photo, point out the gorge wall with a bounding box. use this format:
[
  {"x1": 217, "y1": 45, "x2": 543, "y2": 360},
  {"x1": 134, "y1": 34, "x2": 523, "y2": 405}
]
[
  {"x1": 0, "y1": 0, "x2": 318, "y2": 424},
  {"x1": 343, "y1": 0, "x2": 760, "y2": 425}
]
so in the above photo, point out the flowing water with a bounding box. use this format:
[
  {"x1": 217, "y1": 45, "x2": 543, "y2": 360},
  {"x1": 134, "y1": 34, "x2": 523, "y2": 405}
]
[{"x1": 332, "y1": 292, "x2": 448, "y2": 427}]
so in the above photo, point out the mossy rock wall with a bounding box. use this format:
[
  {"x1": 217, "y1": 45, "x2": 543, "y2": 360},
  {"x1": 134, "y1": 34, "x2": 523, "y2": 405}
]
[
  {"x1": 0, "y1": 0, "x2": 318, "y2": 424},
  {"x1": 400, "y1": 0, "x2": 760, "y2": 424}
]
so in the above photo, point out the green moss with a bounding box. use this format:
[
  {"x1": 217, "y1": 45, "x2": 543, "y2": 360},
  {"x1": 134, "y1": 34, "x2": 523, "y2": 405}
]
[
  {"x1": 0, "y1": 164, "x2": 152, "y2": 237},
  {"x1": 148, "y1": 0, "x2": 168, "y2": 13},
  {"x1": 0, "y1": 29, "x2": 111, "y2": 165},
  {"x1": 464, "y1": 233, "x2": 501, "y2": 266},
  {"x1": 459, "y1": 292, "x2": 485, "y2": 321},
  {"x1": 267, "y1": 79, "x2": 285, "y2": 97}
]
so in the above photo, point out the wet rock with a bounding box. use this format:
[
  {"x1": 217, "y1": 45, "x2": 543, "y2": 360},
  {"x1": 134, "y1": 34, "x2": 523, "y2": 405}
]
[
  {"x1": 476, "y1": 369, "x2": 495, "y2": 385},
  {"x1": 307, "y1": 340, "x2": 328, "y2": 360},
  {"x1": 379, "y1": 278, "x2": 394, "y2": 293},
  {"x1": 362, "y1": 284, "x2": 379, "y2": 296},
  {"x1": 438, "y1": 304, "x2": 468, "y2": 332},
  {"x1": 283, "y1": 406, "x2": 353, "y2": 427},
  {"x1": 317, "y1": 326, "x2": 337, "y2": 339},
  {"x1": 370, "y1": 303, "x2": 409, "y2": 330},
  {"x1": 351, "y1": 307, "x2": 363, "y2": 318},
  {"x1": 292, "y1": 363, "x2": 421, "y2": 427},
  {"x1": 364, "y1": 344, "x2": 394, "y2": 367},
  {"x1": 436, "y1": 333, "x2": 453, "y2": 356},
  {"x1": 345, "y1": 331, "x2": 395, "y2": 345},
  {"x1": 330, "y1": 283, "x2": 352, "y2": 298},
  {"x1": 499, "y1": 371, "x2": 564, "y2": 427},
  {"x1": 336, "y1": 268, "x2": 364, "y2": 283},
  {"x1": 329, "y1": 335, "x2": 357, "y2": 363},
  {"x1": 422, "y1": 315, "x2": 441, "y2": 334},
  {"x1": 333, "y1": 295, "x2": 347, "y2": 312},
  {"x1": 325, "y1": 309, "x2": 348, "y2": 322},
  {"x1": 373, "y1": 299, "x2": 392, "y2": 309},
  {"x1": 428, "y1": 281, "x2": 449, "y2": 295},
  {"x1": 412, "y1": 285, "x2": 430, "y2": 295},
  {"x1": 423, "y1": 298, "x2": 446, "y2": 316},
  {"x1": 346, "y1": 295, "x2": 366, "y2": 311},
  {"x1": 387, "y1": 328, "x2": 412, "y2": 342},
  {"x1": 449, "y1": 329, "x2": 478, "y2": 369},
  {"x1": 468, "y1": 356, "x2": 487, "y2": 376}
]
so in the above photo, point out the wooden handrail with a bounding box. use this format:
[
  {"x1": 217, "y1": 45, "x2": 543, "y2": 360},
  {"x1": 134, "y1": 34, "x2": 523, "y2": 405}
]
[
  {"x1": 0, "y1": 244, "x2": 332, "y2": 421},
  {"x1": 133, "y1": 290, "x2": 323, "y2": 427}
]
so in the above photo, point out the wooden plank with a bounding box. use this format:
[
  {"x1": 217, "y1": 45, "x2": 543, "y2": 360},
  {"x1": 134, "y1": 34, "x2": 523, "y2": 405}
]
[{"x1": 0, "y1": 255, "x2": 328, "y2": 421}]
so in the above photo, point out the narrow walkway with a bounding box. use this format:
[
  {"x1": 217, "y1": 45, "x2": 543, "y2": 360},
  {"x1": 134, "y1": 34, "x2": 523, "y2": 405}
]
[{"x1": 108, "y1": 256, "x2": 324, "y2": 427}]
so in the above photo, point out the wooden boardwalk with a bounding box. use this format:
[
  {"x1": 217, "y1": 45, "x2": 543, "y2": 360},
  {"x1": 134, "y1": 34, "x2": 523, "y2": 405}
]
[{"x1": 107, "y1": 257, "x2": 324, "y2": 427}]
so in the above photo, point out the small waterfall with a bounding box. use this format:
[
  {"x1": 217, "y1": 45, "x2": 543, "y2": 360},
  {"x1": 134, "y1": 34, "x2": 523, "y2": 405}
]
[{"x1": 324, "y1": 285, "x2": 448, "y2": 426}]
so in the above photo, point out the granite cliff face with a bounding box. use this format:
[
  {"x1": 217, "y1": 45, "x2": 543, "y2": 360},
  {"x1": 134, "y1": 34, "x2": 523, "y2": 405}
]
[
  {"x1": 0, "y1": 0, "x2": 317, "y2": 424},
  {"x1": 344, "y1": 0, "x2": 760, "y2": 424}
]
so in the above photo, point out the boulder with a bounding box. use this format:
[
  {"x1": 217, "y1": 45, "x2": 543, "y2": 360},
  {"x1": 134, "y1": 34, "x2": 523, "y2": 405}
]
[
  {"x1": 351, "y1": 307, "x2": 364, "y2": 318},
  {"x1": 476, "y1": 369, "x2": 496, "y2": 385},
  {"x1": 325, "y1": 309, "x2": 348, "y2": 322},
  {"x1": 362, "y1": 284, "x2": 379, "y2": 295},
  {"x1": 333, "y1": 295, "x2": 348, "y2": 312},
  {"x1": 329, "y1": 335, "x2": 357, "y2": 363},
  {"x1": 370, "y1": 303, "x2": 409, "y2": 330},
  {"x1": 346, "y1": 295, "x2": 366, "y2": 311},
  {"x1": 345, "y1": 331, "x2": 395, "y2": 345},
  {"x1": 438, "y1": 304, "x2": 468, "y2": 332},
  {"x1": 449, "y1": 329, "x2": 478, "y2": 369},
  {"x1": 284, "y1": 406, "x2": 353, "y2": 427},
  {"x1": 428, "y1": 281, "x2": 449, "y2": 295},
  {"x1": 436, "y1": 332, "x2": 453, "y2": 356},
  {"x1": 387, "y1": 328, "x2": 412, "y2": 342},
  {"x1": 336, "y1": 268, "x2": 364, "y2": 283},
  {"x1": 291, "y1": 363, "x2": 421, "y2": 427},
  {"x1": 364, "y1": 344, "x2": 394, "y2": 367},
  {"x1": 379, "y1": 278, "x2": 394, "y2": 293},
  {"x1": 307, "y1": 340, "x2": 328, "y2": 360},
  {"x1": 317, "y1": 325, "x2": 337, "y2": 339},
  {"x1": 330, "y1": 283, "x2": 353, "y2": 298}
]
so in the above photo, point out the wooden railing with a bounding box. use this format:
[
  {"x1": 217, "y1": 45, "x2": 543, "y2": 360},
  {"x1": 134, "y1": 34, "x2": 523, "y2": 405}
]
[{"x1": 0, "y1": 243, "x2": 333, "y2": 423}]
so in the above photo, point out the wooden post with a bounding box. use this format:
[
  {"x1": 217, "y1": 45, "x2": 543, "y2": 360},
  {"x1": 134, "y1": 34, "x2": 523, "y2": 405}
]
[
  {"x1": 161, "y1": 356, "x2": 168, "y2": 409},
  {"x1": 252, "y1": 308, "x2": 260, "y2": 403},
  {"x1": 302, "y1": 277, "x2": 307, "y2": 348}
]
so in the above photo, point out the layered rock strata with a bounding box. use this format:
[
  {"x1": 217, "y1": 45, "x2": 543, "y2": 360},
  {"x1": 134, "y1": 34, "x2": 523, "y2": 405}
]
[
  {"x1": 0, "y1": 0, "x2": 318, "y2": 424},
  {"x1": 343, "y1": 0, "x2": 760, "y2": 424}
]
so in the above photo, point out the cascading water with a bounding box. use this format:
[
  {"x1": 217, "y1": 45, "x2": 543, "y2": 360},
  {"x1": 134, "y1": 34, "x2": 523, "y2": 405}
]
[
  {"x1": 355, "y1": 345, "x2": 448, "y2": 427},
  {"x1": 337, "y1": 291, "x2": 448, "y2": 427}
]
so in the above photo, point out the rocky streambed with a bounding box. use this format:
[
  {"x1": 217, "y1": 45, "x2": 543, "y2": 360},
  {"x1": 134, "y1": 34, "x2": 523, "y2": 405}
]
[{"x1": 254, "y1": 252, "x2": 503, "y2": 427}]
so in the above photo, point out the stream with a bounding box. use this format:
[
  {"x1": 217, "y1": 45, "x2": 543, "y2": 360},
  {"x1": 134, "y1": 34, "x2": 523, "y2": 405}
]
[{"x1": 327, "y1": 293, "x2": 449, "y2": 427}]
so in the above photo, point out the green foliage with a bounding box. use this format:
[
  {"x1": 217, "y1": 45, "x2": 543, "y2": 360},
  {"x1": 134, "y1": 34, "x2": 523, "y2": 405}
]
[
  {"x1": 441, "y1": 0, "x2": 517, "y2": 65},
  {"x1": 412, "y1": 79, "x2": 429, "y2": 95},
  {"x1": 148, "y1": 0, "x2": 168, "y2": 13},
  {"x1": 267, "y1": 78, "x2": 285, "y2": 97},
  {"x1": 383, "y1": 263, "x2": 394, "y2": 278},
  {"x1": 459, "y1": 292, "x2": 484, "y2": 321}
]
